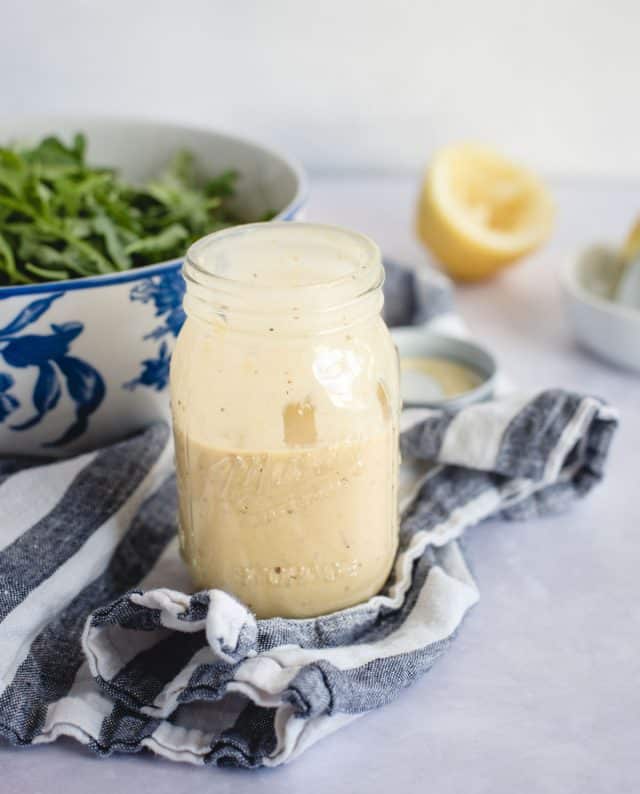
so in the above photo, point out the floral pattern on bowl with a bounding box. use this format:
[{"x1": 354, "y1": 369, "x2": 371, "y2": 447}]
[
  {"x1": 123, "y1": 271, "x2": 186, "y2": 392},
  {"x1": 0, "y1": 292, "x2": 105, "y2": 447}
]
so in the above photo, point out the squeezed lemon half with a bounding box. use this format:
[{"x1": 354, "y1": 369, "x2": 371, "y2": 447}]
[
  {"x1": 416, "y1": 144, "x2": 554, "y2": 281},
  {"x1": 621, "y1": 217, "x2": 640, "y2": 263}
]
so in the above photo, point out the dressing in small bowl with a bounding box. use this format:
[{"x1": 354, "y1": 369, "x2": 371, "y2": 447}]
[{"x1": 391, "y1": 328, "x2": 496, "y2": 409}]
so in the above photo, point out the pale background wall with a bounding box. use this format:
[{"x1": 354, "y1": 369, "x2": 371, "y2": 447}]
[{"x1": 1, "y1": 0, "x2": 639, "y2": 178}]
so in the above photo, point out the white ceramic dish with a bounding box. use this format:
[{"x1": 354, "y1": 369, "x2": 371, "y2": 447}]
[
  {"x1": 0, "y1": 117, "x2": 307, "y2": 455},
  {"x1": 561, "y1": 244, "x2": 640, "y2": 373}
]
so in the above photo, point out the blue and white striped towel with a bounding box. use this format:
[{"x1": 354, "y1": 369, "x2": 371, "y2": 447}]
[{"x1": 0, "y1": 263, "x2": 618, "y2": 768}]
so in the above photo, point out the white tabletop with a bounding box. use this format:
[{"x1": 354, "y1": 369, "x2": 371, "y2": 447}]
[{"x1": 2, "y1": 175, "x2": 639, "y2": 794}]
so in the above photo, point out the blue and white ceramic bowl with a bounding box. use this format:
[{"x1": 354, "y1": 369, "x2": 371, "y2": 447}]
[{"x1": 0, "y1": 117, "x2": 307, "y2": 455}]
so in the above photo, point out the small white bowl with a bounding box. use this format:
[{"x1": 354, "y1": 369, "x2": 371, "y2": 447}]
[
  {"x1": 391, "y1": 327, "x2": 496, "y2": 409},
  {"x1": 561, "y1": 245, "x2": 640, "y2": 373},
  {"x1": 0, "y1": 117, "x2": 307, "y2": 455}
]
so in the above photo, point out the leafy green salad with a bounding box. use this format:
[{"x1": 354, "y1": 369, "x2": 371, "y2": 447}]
[{"x1": 0, "y1": 133, "x2": 242, "y2": 285}]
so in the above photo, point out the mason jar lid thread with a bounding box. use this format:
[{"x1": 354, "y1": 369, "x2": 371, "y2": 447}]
[{"x1": 182, "y1": 222, "x2": 385, "y2": 334}]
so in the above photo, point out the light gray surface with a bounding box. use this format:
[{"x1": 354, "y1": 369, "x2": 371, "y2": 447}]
[{"x1": 2, "y1": 175, "x2": 639, "y2": 793}]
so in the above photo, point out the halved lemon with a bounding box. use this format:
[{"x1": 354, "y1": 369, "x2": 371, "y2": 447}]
[
  {"x1": 621, "y1": 217, "x2": 640, "y2": 263},
  {"x1": 416, "y1": 144, "x2": 554, "y2": 281}
]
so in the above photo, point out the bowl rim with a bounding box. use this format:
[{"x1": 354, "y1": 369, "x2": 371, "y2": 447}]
[
  {"x1": 560, "y1": 243, "x2": 640, "y2": 326},
  {"x1": 0, "y1": 114, "x2": 308, "y2": 297}
]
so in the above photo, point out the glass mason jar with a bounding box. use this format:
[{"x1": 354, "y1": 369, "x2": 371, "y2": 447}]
[{"x1": 171, "y1": 222, "x2": 400, "y2": 619}]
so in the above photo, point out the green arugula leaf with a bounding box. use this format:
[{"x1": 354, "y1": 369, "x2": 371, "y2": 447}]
[
  {"x1": 0, "y1": 232, "x2": 22, "y2": 282},
  {"x1": 0, "y1": 134, "x2": 242, "y2": 285},
  {"x1": 125, "y1": 223, "x2": 189, "y2": 257},
  {"x1": 93, "y1": 214, "x2": 131, "y2": 270},
  {"x1": 205, "y1": 169, "x2": 238, "y2": 197},
  {"x1": 25, "y1": 262, "x2": 71, "y2": 281}
]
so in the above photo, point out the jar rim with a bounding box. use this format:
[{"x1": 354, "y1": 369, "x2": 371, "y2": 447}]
[{"x1": 184, "y1": 222, "x2": 383, "y2": 313}]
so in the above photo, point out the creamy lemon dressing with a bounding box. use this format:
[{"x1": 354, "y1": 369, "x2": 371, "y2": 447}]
[
  {"x1": 401, "y1": 356, "x2": 482, "y2": 401},
  {"x1": 171, "y1": 224, "x2": 400, "y2": 618}
]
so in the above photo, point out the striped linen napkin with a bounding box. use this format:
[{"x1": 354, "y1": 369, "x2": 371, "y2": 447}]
[{"x1": 0, "y1": 264, "x2": 618, "y2": 768}]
